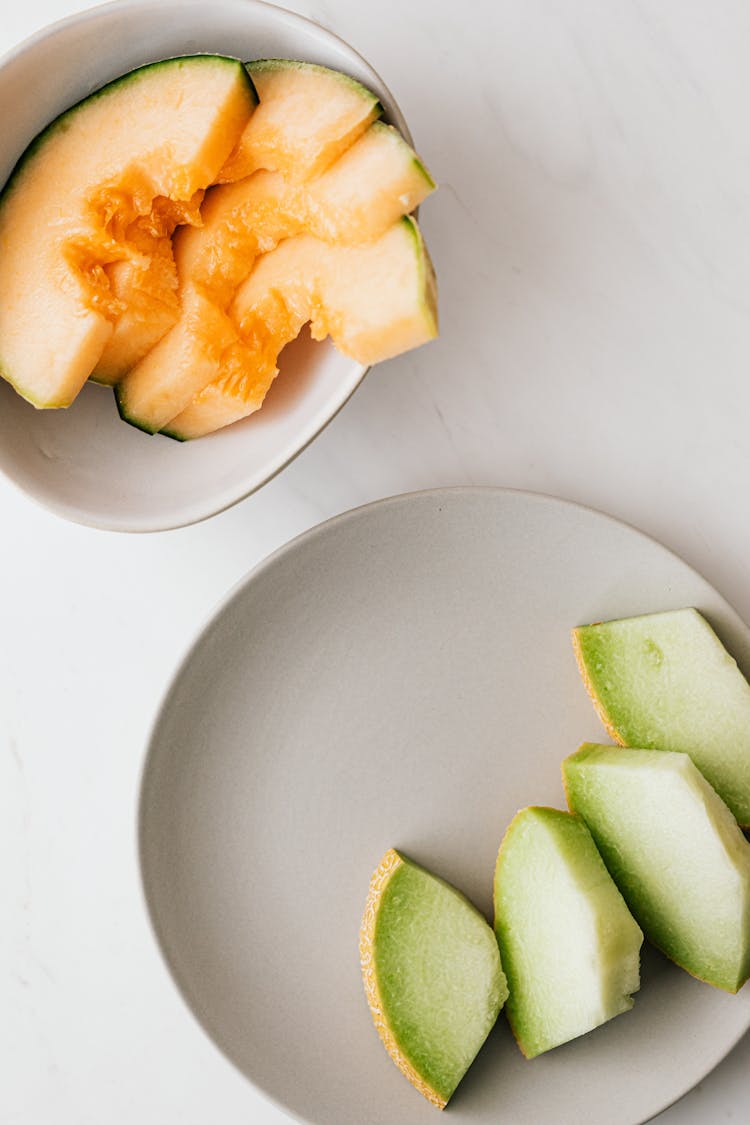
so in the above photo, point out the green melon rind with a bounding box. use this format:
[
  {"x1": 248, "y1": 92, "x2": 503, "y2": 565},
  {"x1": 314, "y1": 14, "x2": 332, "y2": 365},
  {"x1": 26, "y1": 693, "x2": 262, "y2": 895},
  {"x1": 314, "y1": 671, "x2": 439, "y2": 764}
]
[
  {"x1": 493, "y1": 806, "x2": 642, "y2": 1059},
  {"x1": 0, "y1": 56, "x2": 258, "y2": 206},
  {"x1": 114, "y1": 385, "x2": 158, "y2": 435},
  {"x1": 247, "y1": 57, "x2": 382, "y2": 117},
  {"x1": 357, "y1": 120, "x2": 435, "y2": 192},
  {"x1": 124, "y1": 216, "x2": 437, "y2": 439},
  {"x1": 572, "y1": 608, "x2": 750, "y2": 826},
  {"x1": 0, "y1": 357, "x2": 59, "y2": 408},
  {"x1": 365, "y1": 849, "x2": 507, "y2": 1106},
  {"x1": 88, "y1": 372, "x2": 115, "y2": 388},
  {"x1": 159, "y1": 426, "x2": 187, "y2": 442},
  {"x1": 402, "y1": 214, "x2": 439, "y2": 337},
  {"x1": 0, "y1": 56, "x2": 258, "y2": 407},
  {"x1": 563, "y1": 743, "x2": 750, "y2": 993}
]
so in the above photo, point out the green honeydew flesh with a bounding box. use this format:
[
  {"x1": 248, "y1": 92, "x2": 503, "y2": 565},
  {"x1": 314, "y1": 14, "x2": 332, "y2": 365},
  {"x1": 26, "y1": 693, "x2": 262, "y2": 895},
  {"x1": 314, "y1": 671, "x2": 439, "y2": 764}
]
[
  {"x1": 493, "y1": 806, "x2": 642, "y2": 1059},
  {"x1": 563, "y1": 743, "x2": 750, "y2": 992},
  {"x1": 573, "y1": 608, "x2": 750, "y2": 825},
  {"x1": 365, "y1": 850, "x2": 507, "y2": 1106}
]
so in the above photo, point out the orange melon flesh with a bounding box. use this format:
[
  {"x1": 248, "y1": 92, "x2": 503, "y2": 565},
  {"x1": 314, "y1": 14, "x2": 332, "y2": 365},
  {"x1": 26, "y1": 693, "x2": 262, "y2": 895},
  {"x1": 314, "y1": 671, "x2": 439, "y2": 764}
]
[
  {"x1": 217, "y1": 59, "x2": 382, "y2": 184},
  {"x1": 229, "y1": 215, "x2": 438, "y2": 365},
  {"x1": 0, "y1": 56, "x2": 256, "y2": 407},
  {"x1": 165, "y1": 217, "x2": 437, "y2": 440},
  {"x1": 108, "y1": 82, "x2": 411, "y2": 382},
  {"x1": 91, "y1": 261, "x2": 180, "y2": 386},
  {"x1": 162, "y1": 294, "x2": 302, "y2": 441},
  {"x1": 178, "y1": 122, "x2": 435, "y2": 303},
  {"x1": 175, "y1": 170, "x2": 298, "y2": 308},
  {"x1": 115, "y1": 286, "x2": 242, "y2": 434},
  {"x1": 92, "y1": 192, "x2": 204, "y2": 384},
  {"x1": 303, "y1": 123, "x2": 435, "y2": 241},
  {"x1": 117, "y1": 128, "x2": 435, "y2": 434}
]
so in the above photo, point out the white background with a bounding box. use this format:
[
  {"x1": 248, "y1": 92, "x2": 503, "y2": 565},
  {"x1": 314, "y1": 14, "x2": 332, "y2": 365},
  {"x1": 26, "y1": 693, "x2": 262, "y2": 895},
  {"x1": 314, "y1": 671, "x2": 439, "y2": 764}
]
[{"x1": 2, "y1": 1, "x2": 750, "y2": 1122}]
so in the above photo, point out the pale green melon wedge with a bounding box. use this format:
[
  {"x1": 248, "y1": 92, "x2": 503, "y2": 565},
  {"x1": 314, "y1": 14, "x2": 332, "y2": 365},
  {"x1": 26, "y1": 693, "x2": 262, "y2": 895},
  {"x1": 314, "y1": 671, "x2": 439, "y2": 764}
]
[
  {"x1": 493, "y1": 807, "x2": 642, "y2": 1059},
  {"x1": 573, "y1": 608, "x2": 750, "y2": 825},
  {"x1": 563, "y1": 743, "x2": 750, "y2": 992},
  {"x1": 360, "y1": 848, "x2": 507, "y2": 1109}
]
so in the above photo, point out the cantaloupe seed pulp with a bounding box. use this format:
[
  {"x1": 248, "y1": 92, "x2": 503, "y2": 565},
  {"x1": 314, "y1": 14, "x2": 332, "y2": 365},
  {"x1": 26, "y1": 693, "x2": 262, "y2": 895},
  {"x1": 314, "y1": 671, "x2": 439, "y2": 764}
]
[{"x1": 0, "y1": 56, "x2": 255, "y2": 406}]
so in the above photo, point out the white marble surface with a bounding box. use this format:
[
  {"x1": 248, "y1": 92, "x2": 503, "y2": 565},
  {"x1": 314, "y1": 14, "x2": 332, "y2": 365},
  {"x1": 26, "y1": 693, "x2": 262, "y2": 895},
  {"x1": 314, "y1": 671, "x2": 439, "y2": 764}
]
[{"x1": 1, "y1": 1, "x2": 749, "y2": 1122}]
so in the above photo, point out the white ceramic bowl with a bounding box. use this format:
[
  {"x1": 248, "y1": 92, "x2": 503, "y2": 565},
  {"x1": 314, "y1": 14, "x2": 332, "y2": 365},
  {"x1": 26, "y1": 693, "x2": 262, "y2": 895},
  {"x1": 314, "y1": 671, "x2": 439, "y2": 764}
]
[{"x1": 0, "y1": 0, "x2": 409, "y2": 531}]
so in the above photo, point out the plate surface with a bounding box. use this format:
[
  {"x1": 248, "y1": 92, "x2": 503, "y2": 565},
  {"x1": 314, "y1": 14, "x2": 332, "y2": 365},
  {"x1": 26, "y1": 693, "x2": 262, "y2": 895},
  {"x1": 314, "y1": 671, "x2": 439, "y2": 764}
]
[{"x1": 139, "y1": 488, "x2": 750, "y2": 1124}]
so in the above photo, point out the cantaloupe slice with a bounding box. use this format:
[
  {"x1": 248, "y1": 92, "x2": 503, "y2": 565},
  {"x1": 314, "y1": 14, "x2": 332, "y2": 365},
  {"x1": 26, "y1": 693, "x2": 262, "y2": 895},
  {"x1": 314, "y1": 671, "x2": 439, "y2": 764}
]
[
  {"x1": 360, "y1": 848, "x2": 507, "y2": 1109},
  {"x1": 163, "y1": 216, "x2": 438, "y2": 439},
  {"x1": 178, "y1": 122, "x2": 435, "y2": 306},
  {"x1": 0, "y1": 56, "x2": 257, "y2": 408},
  {"x1": 91, "y1": 193, "x2": 204, "y2": 385},
  {"x1": 116, "y1": 130, "x2": 436, "y2": 437},
  {"x1": 114, "y1": 121, "x2": 433, "y2": 425},
  {"x1": 493, "y1": 807, "x2": 642, "y2": 1059},
  {"x1": 563, "y1": 743, "x2": 750, "y2": 993},
  {"x1": 573, "y1": 608, "x2": 750, "y2": 826},
  {"x1": 217, "y1": 59, "x2": 382, "y2": 184},
  {"x1": 95, "y1": 62, "x2": 387, "y2": 384},
  {"x1": 232, "y1": 214, "x2": 438, "y2": 364}
]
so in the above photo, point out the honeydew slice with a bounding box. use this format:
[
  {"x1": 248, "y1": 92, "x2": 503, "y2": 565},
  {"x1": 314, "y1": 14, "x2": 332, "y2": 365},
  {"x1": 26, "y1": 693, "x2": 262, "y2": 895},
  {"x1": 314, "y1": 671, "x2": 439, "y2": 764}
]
[
  {"x1": 493, "y1": 807, "x2": 642, "y2": 1059},
  {"x1": 573, "y1": 608, "x2": 750, "y2": 825},
  {"x1": 0, "y1": 56, "x2": 257, "y2": 407},
  {"x1": 164, "y1": 216, "x2": 438, "y2": 439},
  {"x1": 218, "y1": 58, "x2": 382, "y2": 184},
  {"x1": 360, "y1": 848, "x2": 507, "y2": 1109},
  {"x1": 563, "y1": 743, "x2": 750, "y2": 993}
]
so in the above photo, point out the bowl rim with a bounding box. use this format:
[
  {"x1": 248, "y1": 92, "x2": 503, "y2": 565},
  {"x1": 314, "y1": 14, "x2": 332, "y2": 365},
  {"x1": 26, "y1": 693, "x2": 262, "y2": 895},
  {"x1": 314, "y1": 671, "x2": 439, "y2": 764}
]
[{"x1": 0, "y1": 0, "x2": 415, "y2": 533}]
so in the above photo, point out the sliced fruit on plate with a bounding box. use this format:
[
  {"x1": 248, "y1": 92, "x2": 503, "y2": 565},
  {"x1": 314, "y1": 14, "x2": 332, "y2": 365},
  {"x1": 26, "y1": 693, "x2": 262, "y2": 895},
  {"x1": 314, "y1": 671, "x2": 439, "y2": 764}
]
[
  {"x1": 563, "y1": 743, "x2": 750, "y2": 993},
  {"x1": 360, "y1": 848, "x2": 507, "y2": 1110},
  {"x1": 162, "y1": 215, "x2": 438, "y2": 439},
  {"x1": 217, "y1": 58, "x2": 382, "y2": 184},
  {"x1": 0, "y1": 55, "x2": 257, "y2": 407},
  {"x1": 177, "y1": 121, "x2": 436, "y2": 305},
  {"x1": 572, "y1": 608, "x2": 750, "y2": 826},
  {"x1": 493, "y1": 806, "x2": 642, "y2": 1059}
]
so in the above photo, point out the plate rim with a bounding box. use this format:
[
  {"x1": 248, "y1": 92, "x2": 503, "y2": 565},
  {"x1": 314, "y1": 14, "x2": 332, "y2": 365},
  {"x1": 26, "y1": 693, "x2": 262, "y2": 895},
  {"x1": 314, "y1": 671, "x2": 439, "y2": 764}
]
[{"x1": 136, "y1": 485, "x2": 750, "y2": 1123}]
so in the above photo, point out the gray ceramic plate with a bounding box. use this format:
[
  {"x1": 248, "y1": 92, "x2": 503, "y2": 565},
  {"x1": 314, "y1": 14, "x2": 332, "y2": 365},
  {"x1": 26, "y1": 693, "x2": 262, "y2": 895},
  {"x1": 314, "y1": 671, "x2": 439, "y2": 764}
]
[{"x1": 139, "y1": 488, "x2": 750, "y2": 1124}]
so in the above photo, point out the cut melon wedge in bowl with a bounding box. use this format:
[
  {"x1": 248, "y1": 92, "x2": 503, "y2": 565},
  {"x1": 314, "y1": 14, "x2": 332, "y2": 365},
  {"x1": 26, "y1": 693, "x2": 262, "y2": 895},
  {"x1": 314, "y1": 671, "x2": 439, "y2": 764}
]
[
  {"x1": 217, "y1": 57, "x2": 383, "y2": 183},
  {"x1": 121, "y1": 215, "x2": 437, "y2": 439},
  {"x1": 115, "y1": 125, "x2": 436, "y2": 432},
  {"x1": 0, "y1": 55, "x2": 256, "y2": 408},
  {"x1": 0, "y1": 0, "x2": 427, "y2": 531}
]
